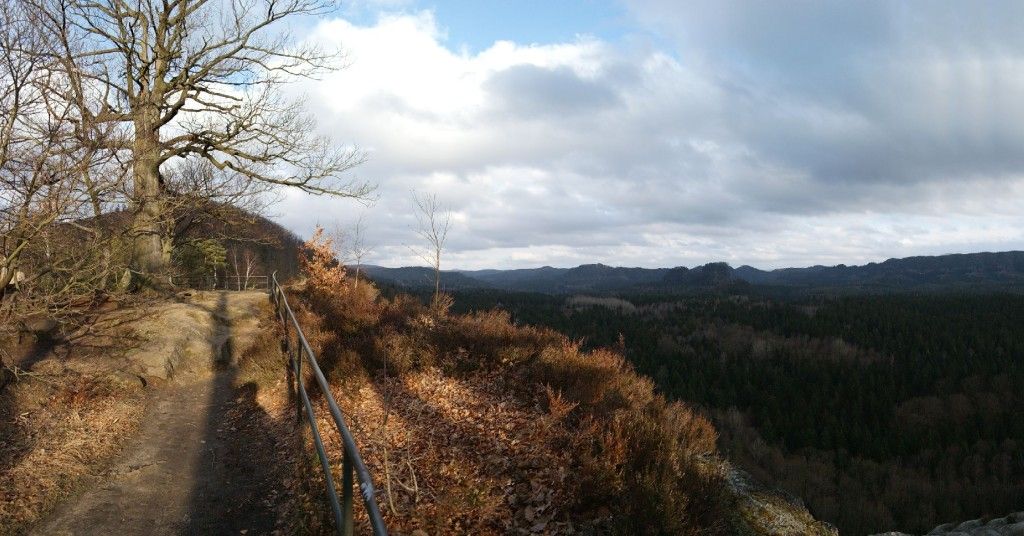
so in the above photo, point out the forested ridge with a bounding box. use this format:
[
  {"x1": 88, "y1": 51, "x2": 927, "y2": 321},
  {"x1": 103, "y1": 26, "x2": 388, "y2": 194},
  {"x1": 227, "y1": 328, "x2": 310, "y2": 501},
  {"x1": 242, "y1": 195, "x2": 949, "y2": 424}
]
[{"x1": 445, "y1": 289, "x2": 1024, "y2": 535}]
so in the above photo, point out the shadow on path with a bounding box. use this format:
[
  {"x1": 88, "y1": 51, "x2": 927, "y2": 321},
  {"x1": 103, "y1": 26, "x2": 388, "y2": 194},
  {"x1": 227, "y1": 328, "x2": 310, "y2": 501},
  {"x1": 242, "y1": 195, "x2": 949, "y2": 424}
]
[
  {"x1": 28, "y1": 291, "x2": 289, "y2": 535},
  {"x1": 182, "y1": 292, "x2": 281, "y2": 534}
]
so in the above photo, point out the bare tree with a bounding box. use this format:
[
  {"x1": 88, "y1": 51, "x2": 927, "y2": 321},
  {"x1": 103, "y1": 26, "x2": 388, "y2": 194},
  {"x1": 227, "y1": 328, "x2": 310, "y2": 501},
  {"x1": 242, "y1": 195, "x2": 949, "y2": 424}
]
[
  {"x1": 0, "y1": 0, "x2": 65, "y2": 295},
  {"x1": 1, "y1": 1, "x2": 121, "y2": 283},
  {"x1": 32, "y1": 0, "x2": 373, "y2": 279},
  {"x1": 1, "y1": 0, "x2": 130, "y2": 334},
  {"x1": 347, "y1": 215, "x2": 373, "y2": 290},
  {"x1": 165, "y1": 159, "x2": 278, "y2": 245},
  {"x1": 332, "y1": 215, "x2": 373, "y2": 290},
  {"x1": 328, "y1": 223, "x2": 348, "y2": 262},
  {"x1": 2, "y1": 19, "x2": 37, "y2": 293},
  {"x1": 229, "y1": 247, "x2": 259, "y2": 289},
  {"x1": 409, "y1": 192, "x2": 451, "y2": 299},
  {"x1": 242, "y1": 249, "x2": 258, "y2": 289}
]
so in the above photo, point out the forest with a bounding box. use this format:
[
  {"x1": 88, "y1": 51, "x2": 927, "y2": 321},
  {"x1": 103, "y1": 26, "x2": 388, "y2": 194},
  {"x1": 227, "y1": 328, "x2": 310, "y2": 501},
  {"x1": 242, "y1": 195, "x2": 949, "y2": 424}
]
[{"x1": 442, "y1": 288, "x2": 1024, "y2": 535}]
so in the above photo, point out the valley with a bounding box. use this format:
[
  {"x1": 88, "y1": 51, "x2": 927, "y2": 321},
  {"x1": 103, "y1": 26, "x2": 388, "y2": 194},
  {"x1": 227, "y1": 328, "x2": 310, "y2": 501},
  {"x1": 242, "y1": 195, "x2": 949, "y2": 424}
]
[{"x1": 435, "y1": 287, "x2": 1024, "y2": 535}]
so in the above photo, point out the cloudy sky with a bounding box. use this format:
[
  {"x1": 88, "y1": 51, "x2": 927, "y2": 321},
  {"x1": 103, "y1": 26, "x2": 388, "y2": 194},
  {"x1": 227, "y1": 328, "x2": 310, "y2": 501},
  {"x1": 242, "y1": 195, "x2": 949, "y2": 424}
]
[{"x1": 274, "y1": 0, "x2": 1024, "y2": 270}]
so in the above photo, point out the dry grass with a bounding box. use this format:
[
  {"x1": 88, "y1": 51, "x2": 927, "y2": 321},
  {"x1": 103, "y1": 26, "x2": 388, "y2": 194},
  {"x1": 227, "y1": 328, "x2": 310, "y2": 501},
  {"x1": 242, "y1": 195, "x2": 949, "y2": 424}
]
[
  {"x1": 0, "y1": 292, "x2": 274, "y2": 535},
  {"x1": 0, "y1": 369, "x2": 145, "y2": 535},
  {"x1": 283, "y1": 231, "x2": 734, "y2": 534},
  {"x1": 229, "y1": 303, "x2": 367, "y2": 535},
  {"x1": 339, "y1": 369, "x2": 580, "y2": 534}
]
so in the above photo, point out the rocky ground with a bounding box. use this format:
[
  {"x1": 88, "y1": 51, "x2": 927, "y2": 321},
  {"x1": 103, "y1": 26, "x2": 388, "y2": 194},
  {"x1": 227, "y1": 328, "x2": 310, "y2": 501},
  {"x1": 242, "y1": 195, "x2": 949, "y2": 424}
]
[
  {"x1": 1, "y1": 291, "x2": 283, "y2": 535},
  {"x1": 872, "y1": 512, "x2": 1024, "y2": 536}
]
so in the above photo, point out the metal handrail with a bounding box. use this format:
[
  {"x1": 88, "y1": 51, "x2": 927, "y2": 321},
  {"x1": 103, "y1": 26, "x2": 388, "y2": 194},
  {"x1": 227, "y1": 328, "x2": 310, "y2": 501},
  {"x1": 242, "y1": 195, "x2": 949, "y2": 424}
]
[
  {"x1": 270, "y1": 272, "x2": 388, "y2": 536},
  {"x1": 172, "y1": 274, "x2": 270, "y2": 291}
]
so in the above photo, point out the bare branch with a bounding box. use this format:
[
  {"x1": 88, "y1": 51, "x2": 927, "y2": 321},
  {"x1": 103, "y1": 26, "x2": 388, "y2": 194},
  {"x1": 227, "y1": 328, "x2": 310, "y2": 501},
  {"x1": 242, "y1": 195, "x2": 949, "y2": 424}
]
[
  {"x1": 27, "y1": 0, "x2": 371, "y2": 275},
  {"x1": 409, "y1": 191, "x2": 451, "y2": 300}
]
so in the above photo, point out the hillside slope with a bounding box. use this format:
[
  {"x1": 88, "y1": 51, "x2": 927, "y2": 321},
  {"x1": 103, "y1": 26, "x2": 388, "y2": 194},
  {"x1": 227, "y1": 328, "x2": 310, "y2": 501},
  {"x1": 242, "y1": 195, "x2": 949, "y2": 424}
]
[
  {"x1": 4, "y1": 233, "x2": 843, "y2": 535},
  {"x1": 296, "y1": 231, "x2": 836, "y2": 535}
]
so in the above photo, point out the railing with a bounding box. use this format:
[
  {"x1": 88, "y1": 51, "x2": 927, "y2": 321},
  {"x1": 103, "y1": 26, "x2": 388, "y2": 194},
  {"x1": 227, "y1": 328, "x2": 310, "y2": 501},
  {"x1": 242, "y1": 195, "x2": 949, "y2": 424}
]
[
  {"x1": 224, "y1": 275, "x2": 269, "y2": 290},
  {"x1": 172, "y1": 274, "x2": 270, "y2": 291},
  {"x1": 269, "y1": 272, "x2": 388, "y2": 536}
]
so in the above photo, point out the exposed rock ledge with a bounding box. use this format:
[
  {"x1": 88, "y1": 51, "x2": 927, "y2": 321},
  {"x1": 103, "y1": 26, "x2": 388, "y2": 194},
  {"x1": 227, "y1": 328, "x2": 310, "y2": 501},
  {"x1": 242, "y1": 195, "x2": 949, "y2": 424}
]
[
  {"x1": 30, "y1": 291, "x2": 267, "y2": 385},
  {"x1": 120, "y1": 291, "x2": 266, "y2": 381},
  {"x1": 725, "y1": 463, "x2": 839, "y2": 536},
  {"x1": 872, "y1": 512, "x2": 1024, "y2": 536}
]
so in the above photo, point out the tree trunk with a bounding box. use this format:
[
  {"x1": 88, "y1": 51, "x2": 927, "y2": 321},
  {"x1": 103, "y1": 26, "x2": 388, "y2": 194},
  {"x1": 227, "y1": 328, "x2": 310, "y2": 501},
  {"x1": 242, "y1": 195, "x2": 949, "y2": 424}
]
[
  {"x1": 130, "y1": 108, "x2": 168, "y2": 277},
  {"x1": 433, "y1": 255, "x2": 440, "y2": 299}
]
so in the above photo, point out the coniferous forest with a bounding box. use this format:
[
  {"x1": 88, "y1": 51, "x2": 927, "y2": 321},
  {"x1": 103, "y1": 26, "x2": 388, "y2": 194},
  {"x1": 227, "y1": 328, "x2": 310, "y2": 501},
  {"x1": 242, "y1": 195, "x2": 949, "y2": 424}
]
[{"x1": 445, "y1": 289, "x2": 1024, "y2": 535}]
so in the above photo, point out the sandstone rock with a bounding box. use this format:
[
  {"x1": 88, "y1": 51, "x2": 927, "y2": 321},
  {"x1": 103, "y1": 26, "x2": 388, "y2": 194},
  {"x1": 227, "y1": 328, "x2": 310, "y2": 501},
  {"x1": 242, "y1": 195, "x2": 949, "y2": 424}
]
[
  {"x1": 116, "y1": 291, "x2": 266, "y2": 381},
  {"x1": 724, "y1": 463, "x2": 838, "y2": 535},
  {"x1": 880, "y1": 515, "x2": 1024, "y2": 536},
  {"x1": 957, "y1": 520, "x2": 984, "y2": 531}
]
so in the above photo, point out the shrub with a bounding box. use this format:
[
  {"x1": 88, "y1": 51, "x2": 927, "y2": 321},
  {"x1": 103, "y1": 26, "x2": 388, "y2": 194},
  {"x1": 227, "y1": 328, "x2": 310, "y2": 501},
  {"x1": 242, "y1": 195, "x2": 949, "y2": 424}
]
[
  {"x1": 298, "y1": 226, "x2": 381, "y2": 332},
  {"x1": 173, "y1": 238, "x2": 227, "y2": 286},
  {"x1": 532, "y1": 342, "x2": 655, "y2": 413},
  {"x1": 294, "y1": 233, "x2": 732, "y2": 534}
]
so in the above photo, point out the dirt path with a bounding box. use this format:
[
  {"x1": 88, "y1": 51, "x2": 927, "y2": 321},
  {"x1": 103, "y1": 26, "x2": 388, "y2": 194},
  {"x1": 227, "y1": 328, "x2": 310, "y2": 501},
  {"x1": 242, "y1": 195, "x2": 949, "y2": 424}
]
[
  {"x1": 31, "y1": 370, "x2": 276, "y2": 536},
  {"x1": 30, "y1": 291, "x2": 281, "y2": 536}
]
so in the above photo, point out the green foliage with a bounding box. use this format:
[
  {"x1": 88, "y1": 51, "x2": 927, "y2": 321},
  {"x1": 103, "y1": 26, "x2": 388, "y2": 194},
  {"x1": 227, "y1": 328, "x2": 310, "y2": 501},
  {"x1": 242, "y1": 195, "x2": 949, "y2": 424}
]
[
  {"x1": 172, "y1": 238, "x2": 227, "y2": 283},
  {"x1": 449, "y1": 289, "x2": 1024, "y2": 535}
]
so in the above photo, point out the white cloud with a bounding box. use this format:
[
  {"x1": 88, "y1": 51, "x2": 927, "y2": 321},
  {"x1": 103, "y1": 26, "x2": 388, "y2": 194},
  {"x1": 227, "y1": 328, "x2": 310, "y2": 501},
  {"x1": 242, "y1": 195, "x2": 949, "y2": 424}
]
[{"x1": 272, "y1": 7, "x2": 1024, "y2": 270}]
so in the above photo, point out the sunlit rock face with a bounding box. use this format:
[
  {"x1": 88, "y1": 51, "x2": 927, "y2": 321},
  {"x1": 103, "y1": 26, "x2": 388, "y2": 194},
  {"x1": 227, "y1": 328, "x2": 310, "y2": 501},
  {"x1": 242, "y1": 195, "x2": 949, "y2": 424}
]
[
  {"x1": 724, "y1": 464, "x2": 838, "y2": 536},
  {"x1": 870, "y1": 512, "x2": 1024, "y2": 536}
]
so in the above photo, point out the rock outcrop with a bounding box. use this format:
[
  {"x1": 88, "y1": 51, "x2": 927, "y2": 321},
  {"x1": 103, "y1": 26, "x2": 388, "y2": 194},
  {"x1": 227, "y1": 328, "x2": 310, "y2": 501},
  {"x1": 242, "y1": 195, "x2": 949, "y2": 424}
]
[
  {"x1": 29, "y1": 290, "x2": 267, "y2": 384},
  {"x1": 725, "y1": 464, "x2": 838, "y2": 536},
  {"x1": 871, "y1": 512, "x2": 1024, "y2": 536},
  {"x1": 120, "y1": 291, "x2": 266, "y2": 380}
]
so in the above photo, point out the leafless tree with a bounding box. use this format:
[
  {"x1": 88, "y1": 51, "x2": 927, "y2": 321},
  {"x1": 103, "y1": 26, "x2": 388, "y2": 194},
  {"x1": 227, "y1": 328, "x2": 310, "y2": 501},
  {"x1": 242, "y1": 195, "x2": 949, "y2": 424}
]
[
  {"x1": 1, "y1": 1, "x2": 130, "y2": 335},
  {"x1": 230, "y1": 247, "x2": 259, "y2": 289},
  {"x1": 165, "y1": 159, "x2": 278, "y2": 244},
  {"x1": 332, "y1": 215, "x2": 373, "y2": 290},
  {"x1": 32, "y1": 0, "x2": 373, "y2": 279},
  {"x1": 409, "y1": 192, "x2": 451, "y2": 299},
  {"x1": 1, "y1": 0, "x2": 64, "y2": 295},
  {"x1": 346, "y1": 215, "x2": 373, "y2": 290}
]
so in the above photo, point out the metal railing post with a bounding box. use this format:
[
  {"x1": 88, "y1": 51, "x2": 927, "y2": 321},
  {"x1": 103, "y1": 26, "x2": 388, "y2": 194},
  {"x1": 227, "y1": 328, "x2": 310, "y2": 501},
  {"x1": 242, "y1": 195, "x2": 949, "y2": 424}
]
[
  {"x1": 295, "y1": 346, "x2": 304, "y2": 424},
  {"x1": 343, "y1": 451, "x2": 354, "y2": 536},
  {"x1": 270, "y1": 273, "x2": 388, "y2": 536}
]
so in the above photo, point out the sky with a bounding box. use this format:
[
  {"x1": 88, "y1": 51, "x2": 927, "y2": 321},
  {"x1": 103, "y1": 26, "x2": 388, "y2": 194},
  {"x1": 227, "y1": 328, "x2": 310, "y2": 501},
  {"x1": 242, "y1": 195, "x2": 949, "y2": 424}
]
[{"x1": 273, "y1": 0, "x2": 1024, "y2": 270}]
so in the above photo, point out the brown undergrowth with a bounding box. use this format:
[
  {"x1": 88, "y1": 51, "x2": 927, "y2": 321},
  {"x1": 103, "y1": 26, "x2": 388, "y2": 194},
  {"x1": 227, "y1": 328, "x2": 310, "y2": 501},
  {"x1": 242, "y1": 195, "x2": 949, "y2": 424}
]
[
  {"x1": 280, "y1": 228, "x2": 733, "y2": 535},
  {"x1": 226, "y1": 311, "x2": 322, "y2": 535},
  {"x1": 0, "y1": 297, "x2": 163, "y2": 534},
  {"x1": 0, "y1": 293, "x2": 294, "y2": 535},
  {"x1": 0, "y1": 346, "x2": 146, "y2": 534}
]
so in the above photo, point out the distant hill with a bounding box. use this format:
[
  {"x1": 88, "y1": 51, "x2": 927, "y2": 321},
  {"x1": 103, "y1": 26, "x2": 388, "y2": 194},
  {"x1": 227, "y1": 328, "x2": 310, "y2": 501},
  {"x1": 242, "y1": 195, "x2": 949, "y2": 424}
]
[
  {"x1": 469, "y1": 263, "x2": 669, "y2": 293},
  {"x1": 361, "y1": 266, "x2": 496, "y2": 291},
  {"x1": 364, "y1": 251, "x2": 1024, "y2": 294},
  {"x1": 744, "y1": 251, "x2": 1024, "y2": 290},
  {"x1": 91, "y1": 203, "x2": 305, "y2": 283}
]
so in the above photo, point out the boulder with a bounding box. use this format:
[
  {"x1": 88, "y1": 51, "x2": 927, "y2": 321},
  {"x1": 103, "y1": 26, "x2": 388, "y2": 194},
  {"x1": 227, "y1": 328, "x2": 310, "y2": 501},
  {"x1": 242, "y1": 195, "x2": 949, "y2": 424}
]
[{"x1": 956, "y1": 520, "x2": 984, "y2": 531}]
